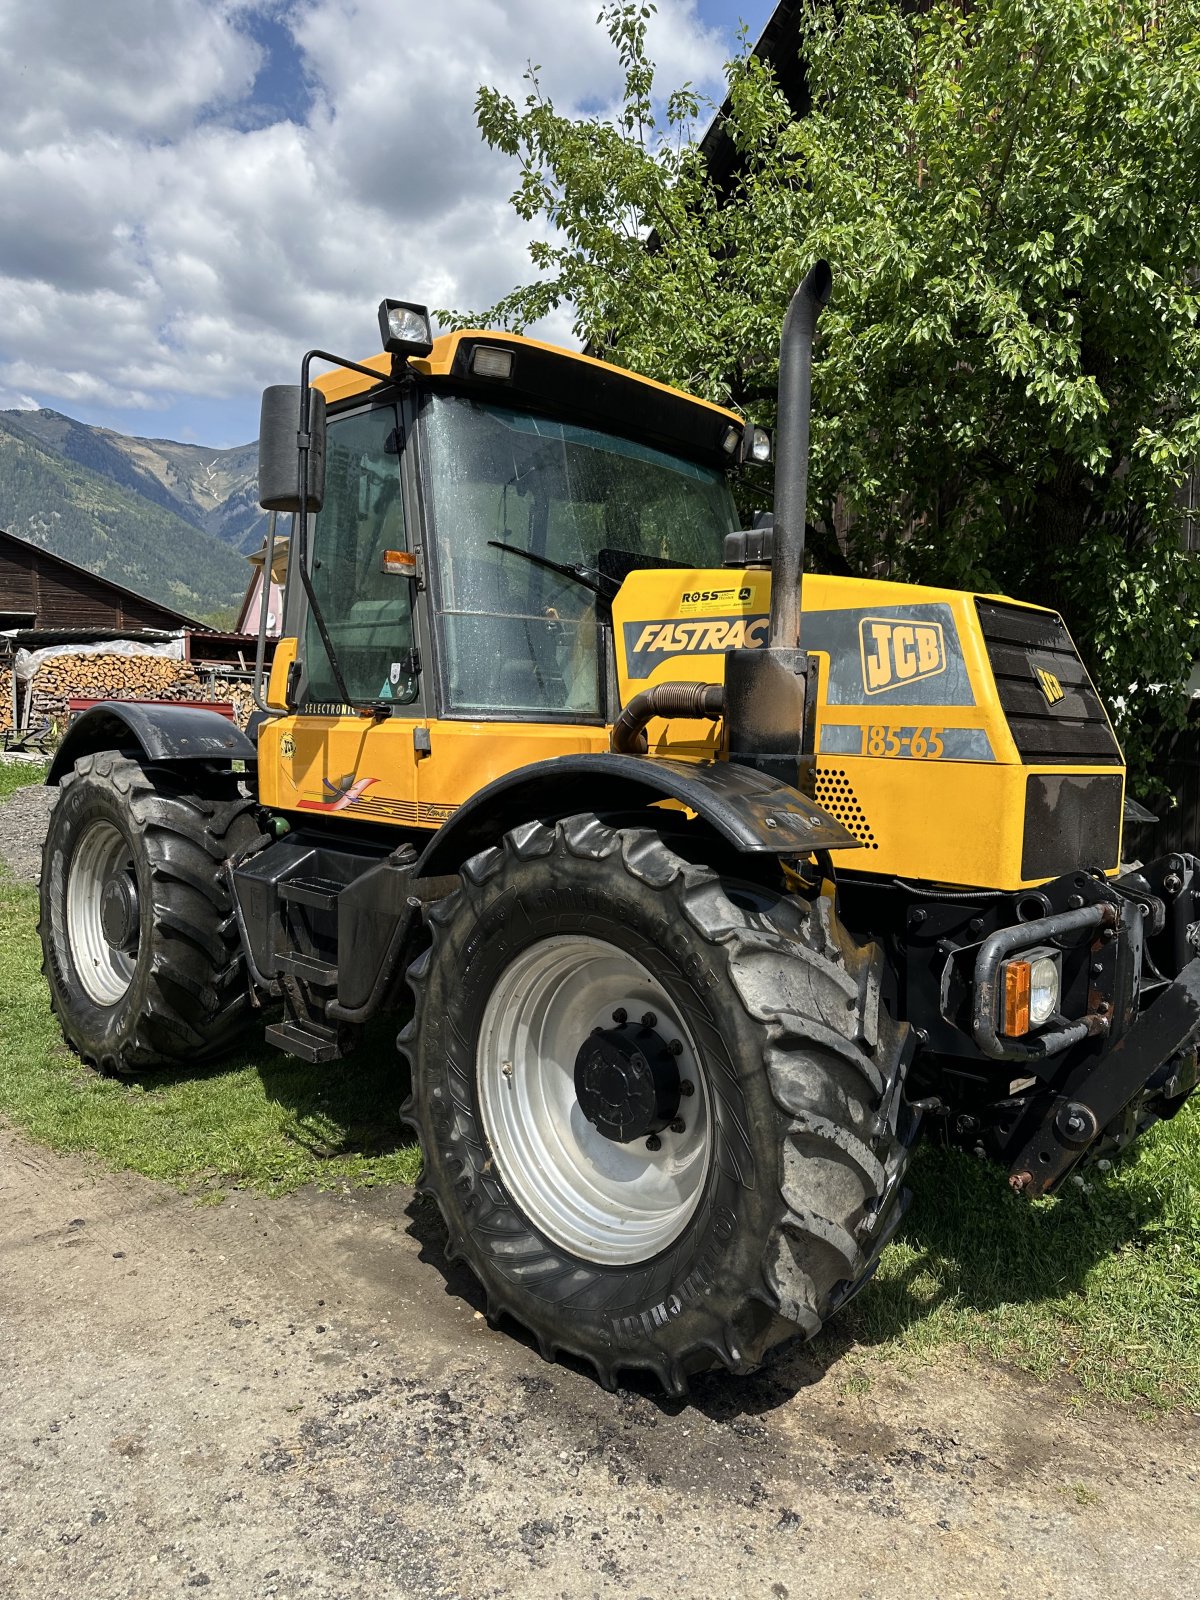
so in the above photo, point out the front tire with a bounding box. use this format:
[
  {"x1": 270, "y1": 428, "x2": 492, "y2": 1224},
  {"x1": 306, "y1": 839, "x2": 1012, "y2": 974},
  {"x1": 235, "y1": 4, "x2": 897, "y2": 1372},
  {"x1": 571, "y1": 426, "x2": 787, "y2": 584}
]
[
  {"x1": 39, "y1": 751, "x2": 261, "y2": 1074},
  {"x1": 400, "y1": 814, "x2": 913, "y2": 1393}
]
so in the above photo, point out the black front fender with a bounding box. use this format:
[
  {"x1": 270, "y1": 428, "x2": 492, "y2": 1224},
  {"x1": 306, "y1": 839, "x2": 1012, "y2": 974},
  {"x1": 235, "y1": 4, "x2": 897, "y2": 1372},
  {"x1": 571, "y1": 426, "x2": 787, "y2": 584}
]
[
  {"x1": 414, "y1": 752, "x2": 860, "y2": 877},
  {"x1": 47, "y1": 702, "x2": 256, "y2": 784}
]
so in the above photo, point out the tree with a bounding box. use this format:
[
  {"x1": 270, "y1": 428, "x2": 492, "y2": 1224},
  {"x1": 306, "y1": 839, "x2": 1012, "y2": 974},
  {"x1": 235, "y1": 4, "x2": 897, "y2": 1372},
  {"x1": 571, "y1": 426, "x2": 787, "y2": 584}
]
[{"x1": 451, "y1": 0, "x2": 1200, "y2": 786}]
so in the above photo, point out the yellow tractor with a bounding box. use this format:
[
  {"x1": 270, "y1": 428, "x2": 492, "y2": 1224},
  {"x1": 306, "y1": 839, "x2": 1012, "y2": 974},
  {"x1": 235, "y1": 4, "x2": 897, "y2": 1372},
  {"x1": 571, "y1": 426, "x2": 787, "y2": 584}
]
[{"x1": 39, "y1": 266, "x2": 1200, "y2": 1393}]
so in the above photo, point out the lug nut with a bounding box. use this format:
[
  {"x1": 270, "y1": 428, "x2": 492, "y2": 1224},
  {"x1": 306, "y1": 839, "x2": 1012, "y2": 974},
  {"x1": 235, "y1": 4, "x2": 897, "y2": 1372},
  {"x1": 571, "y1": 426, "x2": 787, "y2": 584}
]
[
  {"x1": 670, "y1": 1119, "x2": 686, "y2": 1134},
  {"x1": 641, "y1": 1011, "x2": 657, "y2": 1028},
  {"x1": 611, "y1": 1008, "x2": 627, "y2": 1025},
  {"x1": 680, "y1": 1080, "x2": 695, "y2": 1096},
  {"x1": 668, "y1": 1038, "x2": 683, "y2": 1056},
  {"x1": 645, "y1": 1135, "x2": 662, "y2": 1152}
]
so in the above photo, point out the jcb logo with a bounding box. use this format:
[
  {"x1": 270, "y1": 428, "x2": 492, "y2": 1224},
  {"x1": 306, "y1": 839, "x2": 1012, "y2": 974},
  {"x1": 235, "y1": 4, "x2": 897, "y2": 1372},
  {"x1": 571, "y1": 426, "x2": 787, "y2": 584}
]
[
  {"x1": 1034, "y1": 665, "x2": 1065, "y2": 705},
  {"x1": 859, "y1": 618, "x2": 946, "y2": 695}
]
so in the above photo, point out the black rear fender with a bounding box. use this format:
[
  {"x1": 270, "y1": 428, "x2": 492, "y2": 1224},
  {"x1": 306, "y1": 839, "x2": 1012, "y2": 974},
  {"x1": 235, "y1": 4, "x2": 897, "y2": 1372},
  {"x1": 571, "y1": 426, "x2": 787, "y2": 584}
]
[{"x1": 47, "y1": 703, "x2": 256, "y2": 784}]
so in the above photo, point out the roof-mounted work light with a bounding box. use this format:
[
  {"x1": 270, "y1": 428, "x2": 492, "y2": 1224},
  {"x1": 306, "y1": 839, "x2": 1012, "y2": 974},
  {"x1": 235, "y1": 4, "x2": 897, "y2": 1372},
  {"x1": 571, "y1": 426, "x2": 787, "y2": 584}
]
[{"x1": 378, "y1": 299, "x2": 434, "y2": 359}]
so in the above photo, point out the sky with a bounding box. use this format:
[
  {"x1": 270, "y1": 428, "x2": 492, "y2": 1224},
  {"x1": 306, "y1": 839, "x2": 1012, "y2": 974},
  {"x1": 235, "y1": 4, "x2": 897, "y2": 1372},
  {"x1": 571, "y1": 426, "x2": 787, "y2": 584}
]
[{"x1": 0, "y1": 0, "x2": 777, "y2": 449}]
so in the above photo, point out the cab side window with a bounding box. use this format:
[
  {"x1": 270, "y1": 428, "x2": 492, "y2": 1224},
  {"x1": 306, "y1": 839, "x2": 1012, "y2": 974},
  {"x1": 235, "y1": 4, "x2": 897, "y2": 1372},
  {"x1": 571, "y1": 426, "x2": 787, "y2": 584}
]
[{"x1": 303, "y1": 405, "x2": 418, "y2": 707}]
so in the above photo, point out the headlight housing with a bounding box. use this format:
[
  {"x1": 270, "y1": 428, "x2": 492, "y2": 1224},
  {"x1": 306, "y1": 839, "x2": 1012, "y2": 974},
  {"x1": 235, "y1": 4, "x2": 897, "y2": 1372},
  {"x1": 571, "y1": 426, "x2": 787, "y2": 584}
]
[
  {"x1": 1000, "y1": 946, "x2": 1062, "y2": 1035},
  {"x1": 378, "y1": 298, "x2": 434, "y2": 358}
]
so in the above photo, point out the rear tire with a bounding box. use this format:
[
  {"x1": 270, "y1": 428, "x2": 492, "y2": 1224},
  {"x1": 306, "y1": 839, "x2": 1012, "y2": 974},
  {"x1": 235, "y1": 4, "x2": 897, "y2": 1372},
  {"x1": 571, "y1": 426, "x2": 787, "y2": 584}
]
[
  {"x1": 400, "y1": 814, "x2": 913, "y2": 1393},
  {"x1": 39, "y1": 751, "x2": 261, "y2": 1074}
]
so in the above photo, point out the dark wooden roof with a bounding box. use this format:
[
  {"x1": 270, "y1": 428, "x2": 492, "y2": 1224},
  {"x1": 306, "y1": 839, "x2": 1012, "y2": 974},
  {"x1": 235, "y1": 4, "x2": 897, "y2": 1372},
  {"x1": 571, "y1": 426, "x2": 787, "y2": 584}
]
[
  {"x1": 698, "y1": 1, "x2": 808, "y2": 197},
  {"x1": 0, "y1": 526, "x2": 200, "y2": 634}
]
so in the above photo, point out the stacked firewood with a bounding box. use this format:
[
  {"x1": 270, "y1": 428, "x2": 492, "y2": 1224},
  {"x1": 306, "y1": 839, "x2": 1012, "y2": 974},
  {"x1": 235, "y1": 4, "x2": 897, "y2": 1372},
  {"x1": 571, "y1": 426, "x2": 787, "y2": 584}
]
[
  {"x1": 26, "y1": 653, "x2": 255, "y2": 730},
  {"x1": 0, "y1": 667, "x2": 13, "y2": 733}
]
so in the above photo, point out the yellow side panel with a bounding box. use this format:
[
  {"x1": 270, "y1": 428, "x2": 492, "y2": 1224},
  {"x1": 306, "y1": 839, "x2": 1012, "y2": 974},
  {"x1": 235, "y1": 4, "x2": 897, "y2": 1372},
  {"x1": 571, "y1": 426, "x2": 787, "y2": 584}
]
[
  {"x1": 257, "y1": 712, "x2": 609, "y2": 827},
  {"x1": 611, "y1": 567, "x2": 1124, "y2": 891}
]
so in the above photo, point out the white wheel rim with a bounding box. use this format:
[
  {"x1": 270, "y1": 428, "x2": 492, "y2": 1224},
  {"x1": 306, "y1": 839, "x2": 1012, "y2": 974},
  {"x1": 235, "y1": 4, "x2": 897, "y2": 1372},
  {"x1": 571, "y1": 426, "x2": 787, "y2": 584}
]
[
  {"x1": 66, "y1": 819, "x2": 138, "y2": 1007},
  {"x1": 477, "y1": 934, "x2": 713, "y2": 1265}
]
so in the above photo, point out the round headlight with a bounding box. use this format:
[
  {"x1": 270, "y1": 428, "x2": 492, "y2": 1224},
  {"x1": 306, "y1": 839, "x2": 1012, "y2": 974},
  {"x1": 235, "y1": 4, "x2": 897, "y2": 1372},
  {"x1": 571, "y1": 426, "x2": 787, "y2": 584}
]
[{"x1": 1028, "y1": 956, "x2": 1060, "y2": 1026}]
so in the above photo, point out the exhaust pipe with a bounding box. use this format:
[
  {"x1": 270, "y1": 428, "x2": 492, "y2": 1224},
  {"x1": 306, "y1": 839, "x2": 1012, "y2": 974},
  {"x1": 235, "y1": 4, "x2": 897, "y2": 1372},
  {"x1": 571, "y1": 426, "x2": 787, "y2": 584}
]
[
  {"x1": 769, "y1": 260, "x2": 832, "y2": 653},
  {"x1": 724, "y1": 261, "x2": 832, "y2": 791}
]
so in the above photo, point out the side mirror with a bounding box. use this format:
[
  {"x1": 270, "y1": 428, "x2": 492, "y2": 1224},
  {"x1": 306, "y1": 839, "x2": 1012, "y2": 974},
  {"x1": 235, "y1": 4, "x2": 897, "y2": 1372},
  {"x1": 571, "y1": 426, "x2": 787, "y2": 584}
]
[{"x1": 257, "y1": 385, "x2": 327, "y2": 514}]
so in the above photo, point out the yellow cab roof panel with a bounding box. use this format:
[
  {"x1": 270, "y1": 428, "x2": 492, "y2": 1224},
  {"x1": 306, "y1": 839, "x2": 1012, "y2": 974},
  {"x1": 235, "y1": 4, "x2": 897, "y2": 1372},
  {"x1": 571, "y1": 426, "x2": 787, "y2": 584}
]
[{"x1": 311, "y1": 329, "x2": 742, "y2": 428}]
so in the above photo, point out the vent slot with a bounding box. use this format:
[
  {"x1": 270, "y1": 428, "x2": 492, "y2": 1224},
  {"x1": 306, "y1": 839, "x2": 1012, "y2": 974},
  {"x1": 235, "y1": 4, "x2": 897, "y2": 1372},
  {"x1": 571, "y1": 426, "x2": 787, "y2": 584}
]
[
  {"x1": 976, "y1": 599, "x2": 1121, "y2": 765},
  {"x1": 814, "y1": 767, "x2": 878, "y2": 850}
]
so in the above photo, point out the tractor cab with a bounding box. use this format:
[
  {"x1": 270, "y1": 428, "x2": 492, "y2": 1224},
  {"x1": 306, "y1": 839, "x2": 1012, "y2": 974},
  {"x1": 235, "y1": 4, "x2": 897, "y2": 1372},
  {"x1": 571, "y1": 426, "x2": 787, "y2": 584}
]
[{"x1": 296, "y1": 380, "x2": 740, "y2": 724}]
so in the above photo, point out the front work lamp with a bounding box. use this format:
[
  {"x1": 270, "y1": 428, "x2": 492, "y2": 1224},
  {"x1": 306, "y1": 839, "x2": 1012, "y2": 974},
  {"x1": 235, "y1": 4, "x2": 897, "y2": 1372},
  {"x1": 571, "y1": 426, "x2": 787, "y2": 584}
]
[{"x1": 378, "y1": 299, "x2": 434, "y2": 358}]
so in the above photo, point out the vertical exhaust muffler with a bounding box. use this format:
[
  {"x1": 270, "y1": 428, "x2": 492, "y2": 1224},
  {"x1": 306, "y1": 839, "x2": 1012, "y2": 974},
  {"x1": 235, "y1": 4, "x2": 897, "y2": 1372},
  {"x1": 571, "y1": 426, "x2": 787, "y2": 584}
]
[{"x1": 724, "y1": 260, "x2": 832, "y2": 789}]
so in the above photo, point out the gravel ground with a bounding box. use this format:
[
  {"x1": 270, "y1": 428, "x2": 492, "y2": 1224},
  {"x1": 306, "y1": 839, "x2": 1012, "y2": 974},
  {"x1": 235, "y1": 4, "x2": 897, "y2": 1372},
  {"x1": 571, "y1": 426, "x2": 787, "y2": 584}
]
[
  {"x1": 0, "y1": 772, "x2": 55, "y2": 885},
  {"x1": 3, "y1": 1126, "x2": 1199, "y2": 1600}
]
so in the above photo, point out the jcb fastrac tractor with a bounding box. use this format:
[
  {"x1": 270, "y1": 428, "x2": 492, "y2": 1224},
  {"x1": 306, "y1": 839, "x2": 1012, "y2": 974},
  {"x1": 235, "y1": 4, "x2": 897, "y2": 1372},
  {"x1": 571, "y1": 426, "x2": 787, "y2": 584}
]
[{"x1": 40, "y1": 265, "x2": 1200, "y2": 1393}]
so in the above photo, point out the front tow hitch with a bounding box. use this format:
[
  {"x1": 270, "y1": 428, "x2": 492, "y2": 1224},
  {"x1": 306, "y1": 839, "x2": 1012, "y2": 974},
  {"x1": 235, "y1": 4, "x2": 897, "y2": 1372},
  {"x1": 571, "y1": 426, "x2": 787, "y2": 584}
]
[{"x1": 1007, "y1": 955, "x2": 1200, "y2": 1196}]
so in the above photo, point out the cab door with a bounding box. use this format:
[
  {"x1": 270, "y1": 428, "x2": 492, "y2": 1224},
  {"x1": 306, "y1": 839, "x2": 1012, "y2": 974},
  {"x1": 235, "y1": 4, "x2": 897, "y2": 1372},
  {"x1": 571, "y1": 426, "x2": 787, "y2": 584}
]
[{"x1": 274, "y1": 399, "x2": 427, "y2": 826}]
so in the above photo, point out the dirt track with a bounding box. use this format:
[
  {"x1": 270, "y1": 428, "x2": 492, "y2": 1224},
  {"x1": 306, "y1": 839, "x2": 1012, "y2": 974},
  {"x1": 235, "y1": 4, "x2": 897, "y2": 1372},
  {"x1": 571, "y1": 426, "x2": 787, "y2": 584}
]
[{"x1": 2, "y1": 1126, "x2": 1197, "y2": 1600}]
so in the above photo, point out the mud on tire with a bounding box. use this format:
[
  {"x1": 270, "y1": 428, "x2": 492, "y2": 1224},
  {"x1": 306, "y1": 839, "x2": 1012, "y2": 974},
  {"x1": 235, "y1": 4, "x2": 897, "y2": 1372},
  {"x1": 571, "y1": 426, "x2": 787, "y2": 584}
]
[
  {"x1": 400, "y1": 813, "x2": 914, "y2": 1394},
  {"x1": 39, "y1": 751, "x2": 261, "y2": 1075}
]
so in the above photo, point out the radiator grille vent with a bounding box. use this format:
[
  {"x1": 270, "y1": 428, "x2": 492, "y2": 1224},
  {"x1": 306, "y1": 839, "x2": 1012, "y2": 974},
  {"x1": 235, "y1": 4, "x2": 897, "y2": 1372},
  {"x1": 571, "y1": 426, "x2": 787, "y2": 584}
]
[
  {"x1": 814, "y1": 767, "x2": 878, "y2": 850},
  {"x1": 975, "y1": 599, "x2": 1122, "y2": 766}
]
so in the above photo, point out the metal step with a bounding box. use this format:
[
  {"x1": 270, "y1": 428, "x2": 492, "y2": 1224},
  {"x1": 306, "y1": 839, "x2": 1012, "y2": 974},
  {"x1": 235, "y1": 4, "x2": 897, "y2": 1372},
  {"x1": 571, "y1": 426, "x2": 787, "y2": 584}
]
[
  {"x1": 274, "y1": 950, "x2": 339, "y2": 987},
  {"x1": 265, "y1": 1018, "x2": 345, "y2": 1063},
  {"x1": 277, "y1": 875, "x2": 342, "y2": 912}
]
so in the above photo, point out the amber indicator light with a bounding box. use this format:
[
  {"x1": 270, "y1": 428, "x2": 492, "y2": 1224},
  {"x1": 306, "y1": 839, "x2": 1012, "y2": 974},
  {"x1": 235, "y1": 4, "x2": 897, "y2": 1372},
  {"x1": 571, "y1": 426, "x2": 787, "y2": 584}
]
[
  {"x1": 381, "y1": 549, "x2": 416, "y2": 576},
  {"x1": 1002, "y1": 959, "x2": 1032, "y2": 1036}
]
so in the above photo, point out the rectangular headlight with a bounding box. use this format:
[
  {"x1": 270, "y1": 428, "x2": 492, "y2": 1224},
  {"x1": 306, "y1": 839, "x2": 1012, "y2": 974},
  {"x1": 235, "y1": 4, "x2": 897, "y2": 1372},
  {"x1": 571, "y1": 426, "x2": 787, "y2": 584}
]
[
  {"x1": 378, "y1": 298, "x2": 433, "y2": 357},
  {"x1": 470, "y1": 345, "x2": 514, "y2": 380},
  {"x1": 1000, "y1": 946, "x2": 1062, "y2": 1035}
]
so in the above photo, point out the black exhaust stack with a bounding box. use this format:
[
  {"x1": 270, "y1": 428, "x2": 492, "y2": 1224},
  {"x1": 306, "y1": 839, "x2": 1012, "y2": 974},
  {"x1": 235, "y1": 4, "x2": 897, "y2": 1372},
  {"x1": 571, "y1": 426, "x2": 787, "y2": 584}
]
[
  {"x1": 724, "y1": 261, "x2": 832, "y2": 790},
  {"x1": 768, "y1": 261, "x2": 832, "y2": 653}
]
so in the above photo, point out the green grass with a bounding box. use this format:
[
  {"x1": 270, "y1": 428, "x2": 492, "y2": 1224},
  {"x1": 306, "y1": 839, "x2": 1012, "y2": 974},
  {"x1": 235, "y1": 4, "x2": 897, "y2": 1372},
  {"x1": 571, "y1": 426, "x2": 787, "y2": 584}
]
[
  {"x1": 0, "y1": 758, "x2": 49, "y2": 800},
  {"x1": 0, "y1": 750, "x2": 420, "y2": 1194},
  {"x1": 0, "y1": 876, "x2": 420, "y2": 1193},
  {"x1": 1, "y1": 756, "x2": 1197, "y2": 1408},
  {"x1": 842, "y1": 1111, "x2": 1200, "y2": 1410}
]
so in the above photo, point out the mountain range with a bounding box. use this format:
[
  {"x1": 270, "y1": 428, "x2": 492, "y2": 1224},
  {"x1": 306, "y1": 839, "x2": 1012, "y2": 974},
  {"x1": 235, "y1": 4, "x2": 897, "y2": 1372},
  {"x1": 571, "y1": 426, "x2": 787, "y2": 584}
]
[{"x1": 0, "y1": 408, "x2": 267, "y2": 621}]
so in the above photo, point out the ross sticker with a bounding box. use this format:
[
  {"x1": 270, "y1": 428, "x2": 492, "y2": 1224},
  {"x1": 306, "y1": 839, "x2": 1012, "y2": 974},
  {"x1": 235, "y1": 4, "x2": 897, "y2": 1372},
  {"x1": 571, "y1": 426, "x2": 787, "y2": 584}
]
[{"x1": 677, "y1": 584, "x2": 755, "y2": 615}]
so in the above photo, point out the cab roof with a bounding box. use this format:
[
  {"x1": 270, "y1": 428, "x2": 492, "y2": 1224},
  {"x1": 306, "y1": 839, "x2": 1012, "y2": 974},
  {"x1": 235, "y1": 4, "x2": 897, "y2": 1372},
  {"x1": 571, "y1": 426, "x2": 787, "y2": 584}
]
[{"x1": 312, "y1": 329, "x2": 746, "y2": 468}]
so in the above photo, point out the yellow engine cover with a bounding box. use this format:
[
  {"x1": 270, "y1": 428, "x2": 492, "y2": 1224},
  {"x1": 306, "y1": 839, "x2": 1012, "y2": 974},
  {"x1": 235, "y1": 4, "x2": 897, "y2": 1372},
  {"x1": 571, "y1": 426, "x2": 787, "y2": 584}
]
[
  {"x1": 256, "y1": 568, "x2": 1124, "y2": 895},
  {"x1": 612, "y1": 568, "x2": 1126, "y2": 891}
]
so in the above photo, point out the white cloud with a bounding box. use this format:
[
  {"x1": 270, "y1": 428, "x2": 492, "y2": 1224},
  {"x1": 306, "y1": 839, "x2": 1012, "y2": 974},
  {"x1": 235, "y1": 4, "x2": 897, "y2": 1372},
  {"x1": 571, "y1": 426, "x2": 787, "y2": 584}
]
[{"x1": 0, "y1": 0, "x2": 729, "y2": 439}]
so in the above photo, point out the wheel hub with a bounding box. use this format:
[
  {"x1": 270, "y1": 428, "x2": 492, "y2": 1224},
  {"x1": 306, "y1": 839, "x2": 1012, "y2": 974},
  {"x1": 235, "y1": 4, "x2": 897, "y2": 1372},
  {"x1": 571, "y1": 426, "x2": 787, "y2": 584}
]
[
  {"x1": 574, "y1": 1020, "x2": 681, "y2": 1143},
  {"x1": 100, "y1": 872, "x2": 139, "y2": 952}
]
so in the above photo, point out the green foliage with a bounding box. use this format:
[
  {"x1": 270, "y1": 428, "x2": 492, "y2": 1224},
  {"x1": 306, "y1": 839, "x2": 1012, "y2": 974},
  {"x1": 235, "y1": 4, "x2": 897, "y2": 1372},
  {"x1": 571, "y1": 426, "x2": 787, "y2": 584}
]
[{"x1": 454, "y1": 0, "x2": 1200, "y2": 785}]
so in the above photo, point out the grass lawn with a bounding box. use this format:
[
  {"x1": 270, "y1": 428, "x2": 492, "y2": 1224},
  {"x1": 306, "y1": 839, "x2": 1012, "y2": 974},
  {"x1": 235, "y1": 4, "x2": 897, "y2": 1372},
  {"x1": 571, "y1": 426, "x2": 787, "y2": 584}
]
[
  {"x1": 1, "y1": 758, "x2": 1197, "y2": 1409},
  {"x1": 0, "y1": 757, "x2": 49, "y2": 800}
]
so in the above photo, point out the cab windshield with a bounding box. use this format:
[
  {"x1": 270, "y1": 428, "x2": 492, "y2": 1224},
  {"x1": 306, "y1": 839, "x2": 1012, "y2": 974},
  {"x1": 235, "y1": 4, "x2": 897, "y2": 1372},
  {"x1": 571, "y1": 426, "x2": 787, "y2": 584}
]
[{"x1": 423, "y1": 395, "x2": 738, "y2": 717}]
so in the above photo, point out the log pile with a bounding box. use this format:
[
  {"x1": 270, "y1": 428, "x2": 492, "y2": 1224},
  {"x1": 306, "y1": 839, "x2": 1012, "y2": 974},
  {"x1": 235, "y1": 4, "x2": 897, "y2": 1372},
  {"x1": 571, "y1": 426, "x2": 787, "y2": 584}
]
[
  {"x1": 0, "y1": 667, "x2": 13, "y2": 733},
  {"x1": 26, "y1": 653, "x2": 255, "y2": 731}
]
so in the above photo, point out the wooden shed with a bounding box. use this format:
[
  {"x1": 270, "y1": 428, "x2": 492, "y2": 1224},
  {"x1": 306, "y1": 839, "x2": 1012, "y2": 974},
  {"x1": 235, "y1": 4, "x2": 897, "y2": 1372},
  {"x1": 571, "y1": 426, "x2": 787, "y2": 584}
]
[{"x1": 0, "y1": 526, "x2": 199, "y2": 634}]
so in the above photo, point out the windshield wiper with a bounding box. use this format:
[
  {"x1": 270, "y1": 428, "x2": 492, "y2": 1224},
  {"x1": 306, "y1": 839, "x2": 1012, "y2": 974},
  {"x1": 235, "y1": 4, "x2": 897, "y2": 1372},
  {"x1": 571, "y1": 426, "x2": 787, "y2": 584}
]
[{"x1": 487, "y1": 540, "x2": 619, "y2": 600}]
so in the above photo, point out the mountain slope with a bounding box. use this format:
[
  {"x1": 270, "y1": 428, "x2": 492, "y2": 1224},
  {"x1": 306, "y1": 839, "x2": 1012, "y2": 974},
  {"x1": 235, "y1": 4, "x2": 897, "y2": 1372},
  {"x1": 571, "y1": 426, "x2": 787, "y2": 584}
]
[
  {"x1": 0, "y1": 410, "x2": 264, "y2": 554},
  {"x1": 0, "y1": 415, "x2": 251, "y2": 617}
]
